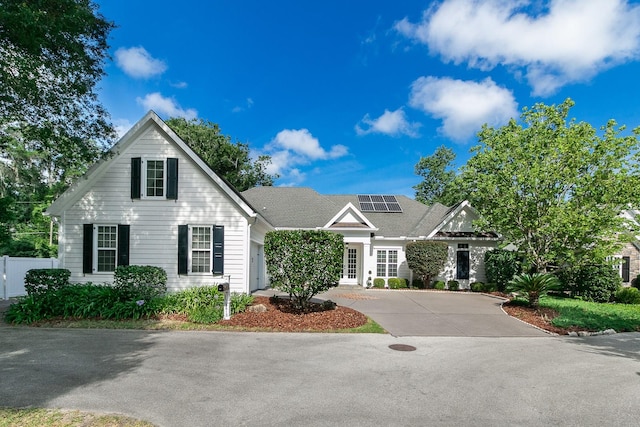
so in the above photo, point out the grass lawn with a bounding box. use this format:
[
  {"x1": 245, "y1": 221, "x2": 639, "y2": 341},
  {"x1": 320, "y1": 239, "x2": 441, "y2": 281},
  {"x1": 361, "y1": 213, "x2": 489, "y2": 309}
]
[
  {"x1": 0, "y1": 408, "x2": 154, "y2": 427},
  {"x1": 541, "y1": 296, "x2": 640, "y2": 332}
]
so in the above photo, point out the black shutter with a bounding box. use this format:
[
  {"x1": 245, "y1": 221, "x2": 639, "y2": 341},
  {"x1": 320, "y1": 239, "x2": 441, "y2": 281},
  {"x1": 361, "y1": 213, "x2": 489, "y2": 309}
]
[
  {"x1": 131, "y1": 157, "x2": 141, "y2": 199},
  {"x1": 83, "y1": 224, "x2": 93, "y2": 274},
  {"x1": 117, "y1": 225, "x2": 130, "y2": 267},
  {"x1": 456, "y1": 250, "x2": 470, "y2": 280},
  {"x1": 166, "y1": 158, "x2": 178, "y2": 200},
  {"x1": 178, "y1": 225, "x2": 188, "y2": 275},
  {"x1": 213, "y1": 225, "x2": 224, "y2": 275},
  {"x1": 622, "y1": 256, "x2": 630, "y2": 282}
]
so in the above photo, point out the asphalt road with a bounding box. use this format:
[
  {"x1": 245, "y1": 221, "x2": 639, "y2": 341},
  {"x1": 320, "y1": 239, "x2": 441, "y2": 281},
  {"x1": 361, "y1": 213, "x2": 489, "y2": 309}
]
[{"x1": 1, "y1": 327, "x2": 639, "y2": 426}]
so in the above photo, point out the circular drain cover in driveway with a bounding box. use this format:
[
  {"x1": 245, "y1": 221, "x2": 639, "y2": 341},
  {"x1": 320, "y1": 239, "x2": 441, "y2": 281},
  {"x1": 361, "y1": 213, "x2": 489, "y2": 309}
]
[{"x1": 388, "y1": 344, "x2": 416, "y2": 352}]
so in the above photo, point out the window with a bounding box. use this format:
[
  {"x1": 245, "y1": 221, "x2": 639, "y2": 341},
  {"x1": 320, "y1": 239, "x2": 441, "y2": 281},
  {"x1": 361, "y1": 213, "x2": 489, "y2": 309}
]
[
  {"x1": 83, "y1": 224, "x2": 130, "y2": 274},
  {"x1": 376, "y1": 249, "x2": 398, "y2": 277},
  {"x1": 346, "y1": 248, "x2": 357, "y2": 279},
  {"x1": 621, "y1": 256, "x2": 630, "y2": 283},
  {"x1": 131, "y1": 157, "x2": 178, "y2": 200},
  {"x1": 456, "y1": 249, "x2": 470, "y2": 280},
  {"x1": 178, "y1": 224, "x2": 224, "y2": 275},
  {"x1": 96, "y1": 226, "x2": 117, "y2": 272},
  {"x1": 146, "y1": 160, "x2": 164, "y2": 197},
  {"x1": 191, "y1": 226, "x2": 211, "y2": 273}
]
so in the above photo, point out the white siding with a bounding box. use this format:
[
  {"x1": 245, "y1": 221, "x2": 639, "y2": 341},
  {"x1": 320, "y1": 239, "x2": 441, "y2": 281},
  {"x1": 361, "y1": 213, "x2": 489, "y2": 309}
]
[
  {"x1": 440, "y1": 206, "x2": 477, "y2": 233},
  {"x1": 437, "y1": 240, "x2": 497, "y2": 288},
  {"x1": 58, "y1": 127, "x2": 251, "y2": 293}
]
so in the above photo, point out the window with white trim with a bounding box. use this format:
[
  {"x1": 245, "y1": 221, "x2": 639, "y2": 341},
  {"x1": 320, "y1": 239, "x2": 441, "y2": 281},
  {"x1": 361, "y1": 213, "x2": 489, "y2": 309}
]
[
  {"x1": 96, "y1": 225, "x2": 117, "y2": 272},
  {"x1": 377, "y1": 249, "x2": 398, "y2": 277},
  {"x1": 190, "y1": 226, "x2": 212, "y2": 274},
  {"x1": 144, "y1": 159, "x2": 165, "y2": 198}
]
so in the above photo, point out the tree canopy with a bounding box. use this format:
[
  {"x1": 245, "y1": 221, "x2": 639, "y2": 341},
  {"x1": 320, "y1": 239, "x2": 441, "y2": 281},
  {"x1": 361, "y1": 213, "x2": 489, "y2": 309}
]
[
  {"x1": 166, "y1": 117, "x2": 277, "y2": 191},
  {"x1": 460, "y1": 99, "x2": 640, "y2": 272},
  {"x1": 413, "y1": 145, "x2": 463, "y2": 206},
  {"x1": 0, "y1": 0, "x2": 115, "y2": 257}
]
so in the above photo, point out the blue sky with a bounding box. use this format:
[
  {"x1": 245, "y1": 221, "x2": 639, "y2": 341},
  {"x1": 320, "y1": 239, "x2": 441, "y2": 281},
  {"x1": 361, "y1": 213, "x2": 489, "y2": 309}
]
[{"x1": 95, "y1": 0, "x2": 640, "y2": 197}]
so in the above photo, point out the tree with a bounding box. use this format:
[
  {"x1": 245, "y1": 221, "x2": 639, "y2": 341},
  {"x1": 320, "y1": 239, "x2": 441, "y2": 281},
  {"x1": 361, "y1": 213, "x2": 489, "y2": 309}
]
[
  {"x1": 413, "y1": 146, "x2": 463, "y2": 206},
  {"x1": 484, "y1": 249, "x2": 521, "y2": 292},
  {"x1": 461, "y1": 99, "x2": 640, "y2": 272},
  {"x1": 0, "y1": 0, "x2": 115, "y2": 256},
  {"x1": 264, "y1": 230, "x2": 344, "y2": 311},
  {"x1": 0, "y1": 0, "x2": 116, "y2": 147},
  {"x1": 166, "y1": 117, "x2": 277, "y2": 191},
  {"x1": 405, "y1": 241, "x2": 448, "y2": 288}
]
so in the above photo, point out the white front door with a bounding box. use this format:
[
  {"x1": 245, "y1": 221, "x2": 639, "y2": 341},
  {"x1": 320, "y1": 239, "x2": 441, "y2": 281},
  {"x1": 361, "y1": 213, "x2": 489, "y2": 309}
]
[{"x1": 341, "y1": 245, "x2": 360, "y2": 285}]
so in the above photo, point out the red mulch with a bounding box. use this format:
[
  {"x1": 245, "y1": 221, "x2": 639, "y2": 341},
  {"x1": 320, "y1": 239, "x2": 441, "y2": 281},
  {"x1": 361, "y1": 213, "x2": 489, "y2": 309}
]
[
  {"x1": 501, "y1": 302, "x2": 580, "y2": 335},
  {"x1": 217, "y1": 296, "x2": 369, "y2": 331}
]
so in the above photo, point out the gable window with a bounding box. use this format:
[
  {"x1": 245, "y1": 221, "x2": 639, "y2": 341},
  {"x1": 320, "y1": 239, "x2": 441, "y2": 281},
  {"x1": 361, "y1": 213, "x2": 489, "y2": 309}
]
[
  {"x1": 178, "y1": 224, "x2": 224, "y2": 275},
  {"x1": 131, "y1": 157, "x2": 178, "y2": 200},
  {"x1": 376, "y1": 249, "x2": 398, "y2": 277},
  {"x1": 83, "y1": 224, "x2": 130, "y2": 274},
  {"x1": 456, "y1": 244, "x2": 470, "y2": 280}
]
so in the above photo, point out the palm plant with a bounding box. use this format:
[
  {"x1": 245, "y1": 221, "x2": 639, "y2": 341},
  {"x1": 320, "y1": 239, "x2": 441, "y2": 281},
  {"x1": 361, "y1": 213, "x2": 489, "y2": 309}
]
[{"x1": 507, "y1": 273, "x2": 561, "y2": 308}]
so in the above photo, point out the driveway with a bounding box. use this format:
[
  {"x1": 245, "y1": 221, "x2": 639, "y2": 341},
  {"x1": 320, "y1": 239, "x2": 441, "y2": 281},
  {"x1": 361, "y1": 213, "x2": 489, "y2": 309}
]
[
  {"x1": 316, "y1": 288, "x2": 549, "y2": 337},
  {"x1": 1, "y1": 327, "x2": 639, "y2": 426}
]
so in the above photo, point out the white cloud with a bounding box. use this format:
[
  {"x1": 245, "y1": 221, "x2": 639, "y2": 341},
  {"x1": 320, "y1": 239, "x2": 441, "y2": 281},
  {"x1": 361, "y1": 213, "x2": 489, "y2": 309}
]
[
  {"x1": 395, "y1": 0, "x2": 640, "y2": 95},
  {"x1": 232, "y1": 98, "x2": 254, "y2": 113},
  {"x1": 262, "y1": 128, "x2": 349, "y2": 181},
  {"x1": 170, "y1": 81, "x2": 188, "y2": 89},
  {"x1": 115, "y1": 46, "x2": 167, "y2": 79},
  {"x1": 136, "y1": 92, "x2": 197, "y2": 119},
  {"x1": 409, "y1": 76, "x2": 518, "y2": 141},
  {"x1": 113, "y1": 118, "x2": 133, "y2": 138},
  {"x1": 355, "y1": 108, "x2": 421, "y2": 137}
]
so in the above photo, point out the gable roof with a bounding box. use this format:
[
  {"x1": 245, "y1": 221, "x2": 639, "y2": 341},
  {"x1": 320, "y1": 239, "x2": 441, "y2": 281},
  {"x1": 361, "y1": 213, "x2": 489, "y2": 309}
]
[
  {"x1": 241, "y1": 187, "x2": 495, "y2": 239},
  {"x1": 46, "y1": 111, "x2": 258, "y2": 218}
]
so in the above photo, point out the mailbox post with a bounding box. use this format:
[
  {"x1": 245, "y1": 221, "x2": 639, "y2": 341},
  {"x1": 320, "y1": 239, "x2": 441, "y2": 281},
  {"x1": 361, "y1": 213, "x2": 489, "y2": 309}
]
[{"x1": 217, "y1": 281, "x2": 230, "y2": 320}]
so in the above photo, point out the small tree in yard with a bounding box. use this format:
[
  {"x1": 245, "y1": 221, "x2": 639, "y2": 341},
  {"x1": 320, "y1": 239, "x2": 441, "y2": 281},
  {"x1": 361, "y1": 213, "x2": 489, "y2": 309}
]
[
  {"x1": 406, "y1": 241, "x2": 448, "y2": 288},
  {"x1": 264, "y1": 230, "x2": 344, "y2": 311}
]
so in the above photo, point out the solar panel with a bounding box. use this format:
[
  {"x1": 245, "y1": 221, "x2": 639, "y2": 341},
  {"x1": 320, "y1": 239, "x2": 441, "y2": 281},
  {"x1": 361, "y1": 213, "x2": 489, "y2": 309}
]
[{"x1": 357, "y1": 195, "x2": 402, "y2": 213}]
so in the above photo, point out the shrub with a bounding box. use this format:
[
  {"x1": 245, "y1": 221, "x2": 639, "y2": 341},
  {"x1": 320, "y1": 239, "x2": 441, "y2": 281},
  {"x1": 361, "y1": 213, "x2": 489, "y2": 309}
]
[
  {"x1": 470, "y1": 282, "x2": 484, "y2": 292},
  {"x1": 412, "y1": 278, "x2": 426, "y2": 289},
  {"x1": 615, "y1": 287, "x2": 640, "y2": 305},
  {"x1": 484, "y1": 249, "x2": 521, "y2": 292},
  {"x1": 114, "y1": 265, "x2": 167, "y2": 301},
  {"x1": 507, "y1": 273, "x2": 561, "y2": 308},
  {"x1": 406, "y1": 241, "x2": 448, "y2": 289},
  {"x1": 373, "y1": 278, "x2": 386, "y2": 288},
  {"x1": 264, "y1": 230, "x2": 343, "y2": 310},
  {"x1": 161, "y1": 286, "x2": 253, "y2": 323},
  {"x1": 24, "y1": 269, "x2": 71, "y2": 296},
  {"x1": 434, "y1": 281, "x2": 446, "y2": 290},
  {"x1": 484, "y1": 283, "x2": 497, "y2": 292},
  {"x1": 388, "y1": 278, "x2": 407, "y2": 289},
  {"x1": 447, "y1": 280, "x2": 459, "y2": 291},
  {"x1": 556, "y1": 264, "x2": 621, "y2": 303}
]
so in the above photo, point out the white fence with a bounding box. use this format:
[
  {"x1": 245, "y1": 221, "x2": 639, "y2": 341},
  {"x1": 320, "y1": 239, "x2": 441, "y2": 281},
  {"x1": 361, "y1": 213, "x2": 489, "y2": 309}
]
[{"x1": 1, "y1": 256, "x2": 60, "y2": 300}]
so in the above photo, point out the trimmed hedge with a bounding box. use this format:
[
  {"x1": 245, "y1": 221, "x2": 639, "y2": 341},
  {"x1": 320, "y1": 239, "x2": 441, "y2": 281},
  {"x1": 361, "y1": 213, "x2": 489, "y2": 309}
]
[
  {"x1": 388, "y1": 278, "x2": 408, "y2": 289},
  {"x1": 24, "y1": 269, "x2": 71, "y2": 296},
  {"x1": 373, "y1": 278, "x2": 386, "y2": 288},
  {"x1": 114, "y1": 265, "x2": 167, "y2": 301},
  {"x1": 447, "y1": 280, "x2": 459, "y2": 291}
]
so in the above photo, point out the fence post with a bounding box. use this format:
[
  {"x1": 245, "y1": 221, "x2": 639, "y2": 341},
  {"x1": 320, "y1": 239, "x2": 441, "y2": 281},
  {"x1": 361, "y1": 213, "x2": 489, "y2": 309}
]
[{"x1": 2, "y1": 255, "x2": 7, "y2": 300}]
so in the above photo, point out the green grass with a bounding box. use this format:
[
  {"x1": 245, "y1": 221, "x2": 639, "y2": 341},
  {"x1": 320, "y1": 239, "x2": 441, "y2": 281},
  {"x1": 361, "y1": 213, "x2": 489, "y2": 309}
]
[
  {"x1": 0, "y1": 408, "x2": 154, "y2": 427},
  {"x1": 540, "y1": 296, "x2": 640, "y2": 332}
]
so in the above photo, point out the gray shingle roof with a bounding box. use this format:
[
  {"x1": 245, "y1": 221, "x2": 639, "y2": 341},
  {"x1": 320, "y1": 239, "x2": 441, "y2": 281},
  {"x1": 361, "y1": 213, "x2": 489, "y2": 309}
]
[{"x1": 241, "y1": 187, "x2": 452, "y2": 237}]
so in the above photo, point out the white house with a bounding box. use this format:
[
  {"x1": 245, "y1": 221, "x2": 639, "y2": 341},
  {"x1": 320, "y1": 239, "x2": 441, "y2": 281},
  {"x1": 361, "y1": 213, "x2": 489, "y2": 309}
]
[{"x1": 46, "y1": 112, "x2": 499, "y2": 293}]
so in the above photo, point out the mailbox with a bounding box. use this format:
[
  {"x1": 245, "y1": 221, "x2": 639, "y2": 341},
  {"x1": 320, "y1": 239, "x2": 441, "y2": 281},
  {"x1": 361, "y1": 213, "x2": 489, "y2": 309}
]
[{"x1": 217, "y1": 281, "x2": 231, "y2": 320}]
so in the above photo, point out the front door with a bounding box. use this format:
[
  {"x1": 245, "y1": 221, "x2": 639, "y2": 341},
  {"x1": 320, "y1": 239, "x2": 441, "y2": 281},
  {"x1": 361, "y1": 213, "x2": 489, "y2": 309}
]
[{"x1": 341, "y1": 245, "x2": 360, "y2": 285}]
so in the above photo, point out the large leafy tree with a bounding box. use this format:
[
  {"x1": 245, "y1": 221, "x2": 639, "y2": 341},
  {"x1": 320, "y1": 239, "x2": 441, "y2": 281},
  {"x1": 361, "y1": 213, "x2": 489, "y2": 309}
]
[
  {"x1": 0, "y1": 0, "x2": 115, "y2": 256},
  {"x1": 461, "y1": 99, "x2": 640, "y2": 272},
  {"x1": 414, "y1": 145, "x2": 463, "y2": 206},
  {"x1": 166, "y1": 117, "x2": 277, "y2": 191}
]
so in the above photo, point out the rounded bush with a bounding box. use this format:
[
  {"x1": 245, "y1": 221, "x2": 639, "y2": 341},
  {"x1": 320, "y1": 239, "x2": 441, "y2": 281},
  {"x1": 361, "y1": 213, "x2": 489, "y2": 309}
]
[
  {"x1": 434, "y1": 281, "x2": 446, "y2": 290},
  {"x1": 388, "y1": 278, "x2": 407, "y2": 289},
  {"x1": 556, "y1": 265, "x2": 621, "y2": 303},
  {"x1": 470, "y1": 282, "x2": 485, "y2": 292},
  {"x1": 373, "y1": 278, "x2": 386, "y2": 288},
  {"x1": 615, "y1": 286, "x2": 640, "y2": 305},
  {"x1": 447, "y1": 280, "x2": 459, "y2": 291}
]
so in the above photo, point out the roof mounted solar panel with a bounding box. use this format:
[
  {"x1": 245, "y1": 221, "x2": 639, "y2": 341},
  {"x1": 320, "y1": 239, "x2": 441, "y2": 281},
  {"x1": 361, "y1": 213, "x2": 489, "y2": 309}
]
[{"x1": 357, "y1": 195, "x2": 402, "y2": 213}]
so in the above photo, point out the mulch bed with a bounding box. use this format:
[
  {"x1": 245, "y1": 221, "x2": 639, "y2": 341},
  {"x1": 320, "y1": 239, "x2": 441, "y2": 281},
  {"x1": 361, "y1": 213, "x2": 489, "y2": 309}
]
[
  {"x1": 217, "y1": 296, "x2": 369, "y2": 331},
  {"x1": 501, "y1": 302, "x2": 580, "y2": 335}
]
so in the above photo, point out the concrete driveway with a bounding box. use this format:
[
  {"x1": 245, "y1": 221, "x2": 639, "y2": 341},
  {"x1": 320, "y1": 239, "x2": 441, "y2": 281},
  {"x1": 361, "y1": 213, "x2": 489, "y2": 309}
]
[{"x1": 316, "y1": 288, "x2": 549, "y2": 337}]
